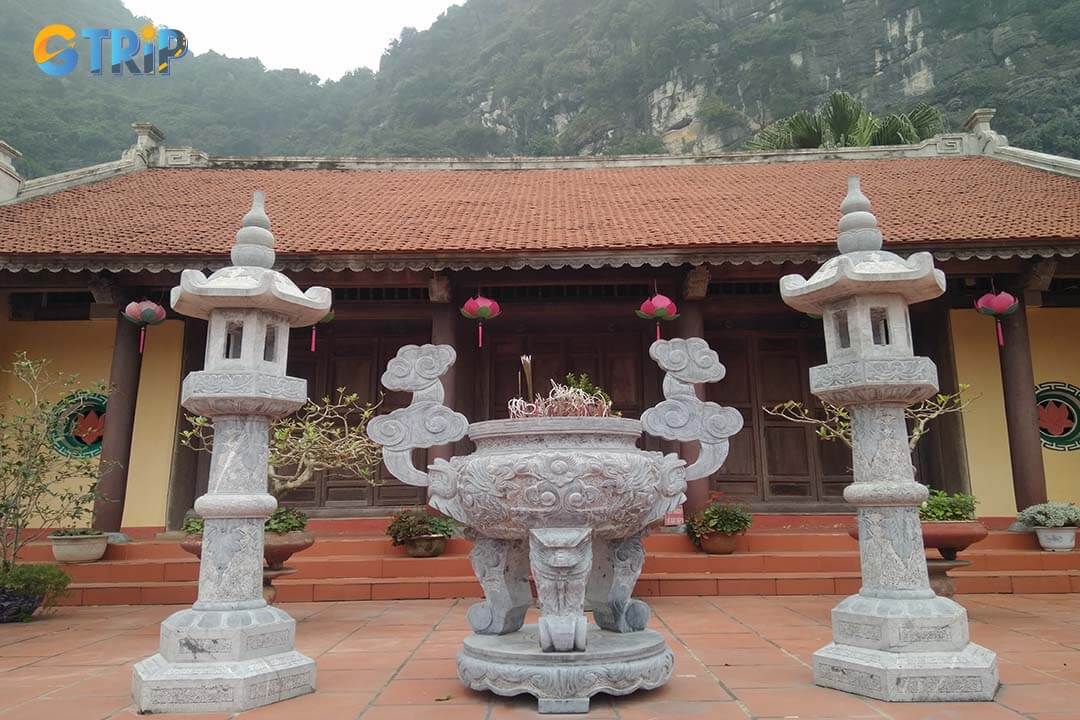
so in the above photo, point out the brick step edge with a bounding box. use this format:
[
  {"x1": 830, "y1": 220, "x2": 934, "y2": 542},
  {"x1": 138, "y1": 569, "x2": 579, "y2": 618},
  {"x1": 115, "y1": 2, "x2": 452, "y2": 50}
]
[
  {"x1": 62, "y1": 569, "x2": 1080, "y2": 606},
  {"x1": 53, "y1": 548, "x2": 1080, "y2": 585}
]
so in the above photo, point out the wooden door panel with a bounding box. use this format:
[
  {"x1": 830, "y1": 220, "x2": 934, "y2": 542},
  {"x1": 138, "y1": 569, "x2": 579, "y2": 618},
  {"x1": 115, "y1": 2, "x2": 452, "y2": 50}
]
[{"x1": 763, "y1": 425, "x2": 812, "y2": 477}]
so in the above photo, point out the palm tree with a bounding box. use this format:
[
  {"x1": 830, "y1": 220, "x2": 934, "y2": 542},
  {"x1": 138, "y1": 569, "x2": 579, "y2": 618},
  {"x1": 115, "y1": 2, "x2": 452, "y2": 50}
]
[{"x1": 747, "y1": 92, "x2": 943, "y2": 151}]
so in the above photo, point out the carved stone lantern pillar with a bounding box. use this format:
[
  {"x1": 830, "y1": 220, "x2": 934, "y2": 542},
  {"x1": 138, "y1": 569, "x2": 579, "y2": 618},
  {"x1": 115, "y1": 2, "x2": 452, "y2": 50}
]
[
  {"x1": 780, "y1": 178, "x2": 998, "y2": 702},
  {"x1": 133, "y1": 192, "x2": 331, "y2": 713}
]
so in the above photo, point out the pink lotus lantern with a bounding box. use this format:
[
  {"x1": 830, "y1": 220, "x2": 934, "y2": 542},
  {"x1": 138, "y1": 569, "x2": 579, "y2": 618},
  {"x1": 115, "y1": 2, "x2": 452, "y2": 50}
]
[
  {"x1": 460, "y1": 295, "x2": 501, "y2": 347},
  {"x1": 636, "y1": 293, "x2": 679, "y2": 341},
  {"x1": 975, "y1": 291, "x2": 1019, "y2": 347},
  {"x1": 121, "y1": 300, "x2": 166, "y2": 354}
]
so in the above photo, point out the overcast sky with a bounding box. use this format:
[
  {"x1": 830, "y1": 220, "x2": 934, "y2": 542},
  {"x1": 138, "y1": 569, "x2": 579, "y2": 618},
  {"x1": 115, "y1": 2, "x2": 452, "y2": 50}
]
[{"x1": 121, "y1": 1, "x2": 461, "y2": 81}]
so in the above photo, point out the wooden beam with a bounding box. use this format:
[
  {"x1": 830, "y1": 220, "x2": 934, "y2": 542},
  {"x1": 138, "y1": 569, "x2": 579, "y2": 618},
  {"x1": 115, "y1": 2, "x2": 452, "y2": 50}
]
[{"x1": 682, "y1": 266, "x2": 710, "y2": 301}]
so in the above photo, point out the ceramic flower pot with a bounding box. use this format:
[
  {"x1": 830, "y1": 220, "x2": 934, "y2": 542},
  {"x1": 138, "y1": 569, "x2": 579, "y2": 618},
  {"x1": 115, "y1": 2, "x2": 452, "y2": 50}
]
[
  {"x1": 698, "y1": 532, "x2": 739, "y2": 555},
  {"x1": 48, "y1": 533, "x2": 108, "y2": 563},
  {"x1": 849, "y1": 520, "x2": 988, "y2": 561},
  {"x1": 1034, "y1": 526, "x2": 1077, "y2": 552},
  {"x1": 180, "y1": 531, "x2": 315, "y2": 569},
  {"x1": 919, "y1": 521, "x2": 988, "y2": 561},
  {"x1": 403, "y1": 534, "x2": 448, "y2": 558}
]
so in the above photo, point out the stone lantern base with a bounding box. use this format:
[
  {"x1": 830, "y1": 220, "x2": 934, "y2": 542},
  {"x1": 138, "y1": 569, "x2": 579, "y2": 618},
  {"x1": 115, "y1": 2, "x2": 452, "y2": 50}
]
[
  {"x1": 131, "y1": 606, "x2": 316, "y2": 713},
  {"x1": 458, "y1": 625, "x2": 673, "y2": 714},
  {"x1": 812, "y1": 594, "x2": 998, "y2": 702},
  {"x1": 813, "y1": 642, "x2": 998, "y2": 702}
]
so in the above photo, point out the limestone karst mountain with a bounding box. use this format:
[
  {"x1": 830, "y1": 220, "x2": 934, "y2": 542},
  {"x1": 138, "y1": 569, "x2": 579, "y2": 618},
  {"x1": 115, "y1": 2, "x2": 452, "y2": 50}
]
[{"x1": 2, "y1": 0, "x2": 1078, "y2": 177}]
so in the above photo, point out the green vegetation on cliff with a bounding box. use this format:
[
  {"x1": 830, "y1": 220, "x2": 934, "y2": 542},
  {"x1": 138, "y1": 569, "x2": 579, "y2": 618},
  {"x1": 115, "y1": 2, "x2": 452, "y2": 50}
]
[{"x1": 2, "y1": 0, "x2": 1079, "y2": 177}]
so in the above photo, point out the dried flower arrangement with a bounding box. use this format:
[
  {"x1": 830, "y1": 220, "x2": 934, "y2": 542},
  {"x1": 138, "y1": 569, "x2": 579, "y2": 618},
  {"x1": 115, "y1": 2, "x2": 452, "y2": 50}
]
[{"x1": 508, "y1": 355, "x2": 616, "y2": 418}]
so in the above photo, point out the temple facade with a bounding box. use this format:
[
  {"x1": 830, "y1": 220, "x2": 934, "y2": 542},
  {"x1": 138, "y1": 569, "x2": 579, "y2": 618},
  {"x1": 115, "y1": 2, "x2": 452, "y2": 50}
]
[{"x1": 0, "y1": 109, "x2": 1078, "y2": 532}]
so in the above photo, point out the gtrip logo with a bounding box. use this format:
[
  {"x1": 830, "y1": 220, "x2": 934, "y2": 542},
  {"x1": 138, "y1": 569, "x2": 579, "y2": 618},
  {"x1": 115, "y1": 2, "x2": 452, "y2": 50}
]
[{"x1": 34, "y1": 23, "x2": 188, "y2": 77}]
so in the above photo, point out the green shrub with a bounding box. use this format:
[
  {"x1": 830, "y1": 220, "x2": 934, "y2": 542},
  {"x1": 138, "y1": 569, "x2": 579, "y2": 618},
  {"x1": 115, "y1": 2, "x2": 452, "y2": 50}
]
[
  {"x1": 0, "y1": 564, "x2": 70, "y2": 614},
  {"x1": 1017, "y1": 502, "x2": 1080, "y2": 528},
  {"x1": 920, "y1": 490, "x2": 977, "y2": 521},
  {"x1": 686, "y1": 500, "x2": 752, "y2": 547},
  {"x1": 182, "y1": 506, "x2": 309, "y2": 536},
  {"x1": 386, "y1": 509, "x2": 459, "y2": 546},
  {"x1": 697, "y1": 95, "x2": 743, "y2": 131}
]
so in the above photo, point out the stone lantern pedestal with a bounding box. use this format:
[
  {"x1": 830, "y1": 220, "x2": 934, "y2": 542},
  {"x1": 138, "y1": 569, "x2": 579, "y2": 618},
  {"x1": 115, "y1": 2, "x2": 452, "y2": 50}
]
[
  {"x1": 132, "y1": 193, "x2": 331, "y2": 713},
  {"x1": 780, "y1": 178, "x2": 997, "y2": 702}
]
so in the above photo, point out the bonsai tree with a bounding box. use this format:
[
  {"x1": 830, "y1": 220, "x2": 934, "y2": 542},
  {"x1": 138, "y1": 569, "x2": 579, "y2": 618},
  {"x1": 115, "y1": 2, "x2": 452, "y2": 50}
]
[
  {"x1": 1017, "y1": 502, "x2": 1080, "y2": 529},
  {"x1": 686, "y1": 493, "x2": 752, "y2": 552},
  {"x1": 386, "y1": 508, "x2": 459, "y2": 558},
  {"x1": 764, "y1": 385, "x2": 973, "y2": 452},
  {"x1": 182, "y1": 506, "x2": 308, "y2": 536},
  {"x1": 0, "y1": 353, "x2": 101, "y2": 617},
  {"x1": 181, "y1": 387, "x2": 382, "y2": 502},
  {"x1": 385, "y1": 509, "x2": 459, "y2": 546}
]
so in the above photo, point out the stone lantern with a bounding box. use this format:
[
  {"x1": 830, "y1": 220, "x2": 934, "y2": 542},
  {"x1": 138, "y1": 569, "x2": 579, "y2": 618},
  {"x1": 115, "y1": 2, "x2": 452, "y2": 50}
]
[
  {"x1": 133, "y1": 192, "x2": 331, "y2": 713},
  {"x1": 780, "y1": 177, "x2": 998, "y2": 702}
]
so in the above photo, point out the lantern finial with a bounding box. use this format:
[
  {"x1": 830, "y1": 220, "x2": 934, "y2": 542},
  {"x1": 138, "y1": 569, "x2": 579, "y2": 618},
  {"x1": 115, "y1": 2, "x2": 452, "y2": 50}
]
[
  {"x1": 836, "y1": 176, "x2": 883, "y2": 254},
  {"x1": 231, "y1": 190, "x2": 276, "y2": 269}
]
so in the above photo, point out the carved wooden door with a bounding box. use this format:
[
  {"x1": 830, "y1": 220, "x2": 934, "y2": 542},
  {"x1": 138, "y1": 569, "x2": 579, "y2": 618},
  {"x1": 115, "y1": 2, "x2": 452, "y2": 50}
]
[
  {"x1": 282, "y1": 322, "x2": 427, "y2": 513},
  {"x1": 706, "y1": 331, "x2": 852, "y2": 506}
]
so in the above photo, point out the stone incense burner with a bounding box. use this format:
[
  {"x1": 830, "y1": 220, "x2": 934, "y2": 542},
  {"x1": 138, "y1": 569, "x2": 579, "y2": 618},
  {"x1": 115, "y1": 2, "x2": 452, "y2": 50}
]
[{"x1": 368, "y1": 337, "x2": 743, "y2": 713}]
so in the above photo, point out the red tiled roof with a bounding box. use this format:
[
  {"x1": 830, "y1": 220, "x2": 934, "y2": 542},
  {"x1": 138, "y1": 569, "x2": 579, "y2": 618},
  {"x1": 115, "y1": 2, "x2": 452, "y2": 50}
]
[{"x1": 0, "y1": 156, "x2": 1078, "y2": 263}]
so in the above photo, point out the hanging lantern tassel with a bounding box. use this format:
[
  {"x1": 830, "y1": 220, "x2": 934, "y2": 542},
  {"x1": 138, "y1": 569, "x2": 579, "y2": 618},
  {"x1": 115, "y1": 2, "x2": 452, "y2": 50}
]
[
  {"x1": 974, "y1": 291, "x2": 1019, "y2": 348},
  {"x1": 461, "y1": 295, "x2": 501, "y2": 348},
  {"x1": 121, "y1": 300, "x2": 167, "y2": 355},
  {"x1": 636, "y1": 293, "x2": 679, "y2": 341},
  {"x1": 310, "y1": 311, "x2": 335, "y2": 353}
]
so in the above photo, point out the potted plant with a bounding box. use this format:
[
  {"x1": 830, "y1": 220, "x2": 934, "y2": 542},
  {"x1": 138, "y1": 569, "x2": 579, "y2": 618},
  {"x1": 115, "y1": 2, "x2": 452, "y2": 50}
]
[
  {"x1": 767, "y1": 386, "x2": 989, "y2": 558},
  {"x1": 686, "y1": 494, "x2": 752, "y2": 554},
  {"x1": 917, "y1": 490, "x2": 986, "y2": 560},
  {"x1": 0, "y1": 564, "x2": 70, "y2": 623},
  {"x1": 386, "y1": 508, "x2": 459, "y2": 558},
  {"x1": 0, "y1": 353, "x2": 101, "y2": 620},
  {"x1": 180, "y1": 388, "x2": 380, "y2": 568},
  {"x1": 1017, "y1": 502, "x2": 1080, "y2": 552},
  {"x1": 48, "y1": 528, "x2": 108, "y2": 564}
]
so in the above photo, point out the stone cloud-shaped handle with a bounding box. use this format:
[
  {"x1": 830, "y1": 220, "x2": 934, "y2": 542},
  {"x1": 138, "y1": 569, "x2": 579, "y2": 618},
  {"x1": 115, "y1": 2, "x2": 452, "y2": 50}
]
[
  {"x1": 640, "y1": 338, "x2": 744, "y2": 482},
  {"x1": 366, "y1": 344, "x2": 469, "y2": 487}
]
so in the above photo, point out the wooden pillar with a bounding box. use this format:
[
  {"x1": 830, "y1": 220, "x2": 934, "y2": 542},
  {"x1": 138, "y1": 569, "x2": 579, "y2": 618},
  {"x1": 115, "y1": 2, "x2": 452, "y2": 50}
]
[
  {"x1": 997, "y1": 294, "x2": 1048, "y2": 509},
  {"x1": 164, "y1": 317, "x2": 206, "y2": 530},
  {"x1": 93, "y1": 305, "x2": 144, "y2": 532},
  {"x1": 675, "y1": 266, "x2": 712, "y2": 515},
  {"x1": 428, "y1": 279, "x2": 458, "y2": 466},
  {"x1": 911, "y1": 299, "x2": 970, "y2": 495}
]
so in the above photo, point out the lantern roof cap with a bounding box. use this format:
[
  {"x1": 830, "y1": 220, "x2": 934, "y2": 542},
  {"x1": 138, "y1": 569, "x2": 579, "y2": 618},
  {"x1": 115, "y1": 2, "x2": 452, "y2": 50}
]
[
  {"x1": 170, "y1": 191, "x2": 331, "y2": 325},
  {"x1": 779, "y1": 176, "x2": 945, "y2": 314}
]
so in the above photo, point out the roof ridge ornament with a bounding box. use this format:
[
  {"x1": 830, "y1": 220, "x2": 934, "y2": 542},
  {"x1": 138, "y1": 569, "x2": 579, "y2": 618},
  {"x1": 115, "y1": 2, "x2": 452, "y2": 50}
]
[
  {"x1": 836, "y1": 176, "x2": 883, "y2": 254},
  {"x1": 231, "y1": 190, "x2": 276, "y2": 268}
]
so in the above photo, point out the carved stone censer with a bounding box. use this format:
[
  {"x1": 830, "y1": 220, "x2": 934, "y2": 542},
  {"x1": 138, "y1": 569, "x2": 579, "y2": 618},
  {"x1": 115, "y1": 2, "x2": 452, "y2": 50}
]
[{"x1": 368, "y1": 338, "x2": 744, "y2": 713}]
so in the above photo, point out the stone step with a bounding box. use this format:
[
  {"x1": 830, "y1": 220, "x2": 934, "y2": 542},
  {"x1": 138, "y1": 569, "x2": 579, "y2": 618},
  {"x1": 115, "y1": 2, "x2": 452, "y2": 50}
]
[
  {"x1": 18, "y1": 527, "x2": 1042, "y2": 564},
  {"x1": 61, "y1": 568, "x2": 1080, "y2": 606},
  {"x1": 50, "y1": 542, "x2": 1075, "y2": 586}
]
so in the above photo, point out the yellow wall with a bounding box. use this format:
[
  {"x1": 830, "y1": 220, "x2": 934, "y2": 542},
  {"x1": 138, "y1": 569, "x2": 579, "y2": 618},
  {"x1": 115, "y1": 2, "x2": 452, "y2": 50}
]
[
  {"x1": 951, "y1": 307, "x2": 1080, "y2": 516},
  {"x1": 0, "y1": 295, "x2": 184, "y2": 528},
  {"x1": 125, "y1": 319, "x2": 184, "y2": 527}
]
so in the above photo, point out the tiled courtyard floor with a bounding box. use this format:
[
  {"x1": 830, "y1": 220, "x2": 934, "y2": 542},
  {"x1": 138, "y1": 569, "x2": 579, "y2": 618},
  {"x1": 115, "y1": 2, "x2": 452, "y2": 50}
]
[{"x1": 1, "y1": 594, "x2": 1079, "y2": 720}]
